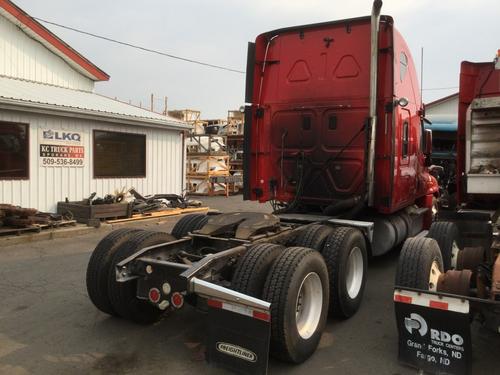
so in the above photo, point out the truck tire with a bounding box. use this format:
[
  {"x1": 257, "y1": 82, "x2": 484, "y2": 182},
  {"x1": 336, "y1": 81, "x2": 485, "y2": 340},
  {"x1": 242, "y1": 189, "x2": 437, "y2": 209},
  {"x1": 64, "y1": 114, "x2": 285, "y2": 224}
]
[
  {"x1": 321, "y1": 227, "x2": 367, "y2": 319},
  {"x1": 86, "y1": 228, "x2": 144, "y2": 316},
  {"x1": 171, "y1": 214, "x2": 208, "y2": 238},
  {"x1": 293, "y1": 224, "x2": 335, "y2": 250},
  {"x1": 395, "y1": 237, "x2": 444, "y2": 290},
  {"x1": 231, "y1": 243, "x2": 284, "y2": 297},
  {"x1": 262, "y1": 247, "x2": 329, "y2": 363},
  {"x1": 426, "y1": 221, "x2": 460, "y2": 271},
  {"x1": 108, "y1": 231, "x2": 176, "y2": 324}
]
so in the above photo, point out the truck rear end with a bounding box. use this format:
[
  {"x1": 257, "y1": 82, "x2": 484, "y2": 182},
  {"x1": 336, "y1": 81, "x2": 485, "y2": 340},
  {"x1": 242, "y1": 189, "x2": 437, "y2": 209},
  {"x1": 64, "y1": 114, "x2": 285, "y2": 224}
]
[
  {"x1": 244, "y1": 15, "x2": 400, "y2": 209},
  {"x1": 244, "y1": 9, "x2": 435, "y2": 222},
  {"x1": 394, "y1": 53, "x2": 500, "y2": 374},
  {"x1": 457, "y1": 57, "x2": 500, "y2": 202}
]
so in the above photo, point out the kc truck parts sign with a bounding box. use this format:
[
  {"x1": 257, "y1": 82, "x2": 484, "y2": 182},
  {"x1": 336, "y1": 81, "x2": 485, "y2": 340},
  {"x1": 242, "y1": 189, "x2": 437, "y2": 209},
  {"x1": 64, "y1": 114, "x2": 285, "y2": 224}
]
[
  {"x1": 394, "y1": 289, "x2": 471, "y2": 375},
  {"x1": 39, "y1": 129, "x2": 84, "y2": 167}
]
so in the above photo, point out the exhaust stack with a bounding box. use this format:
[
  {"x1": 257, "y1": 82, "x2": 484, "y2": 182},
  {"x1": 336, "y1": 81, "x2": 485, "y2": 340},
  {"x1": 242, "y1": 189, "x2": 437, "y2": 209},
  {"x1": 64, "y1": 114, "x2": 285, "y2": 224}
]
[{"x1": 367, "y1": 0, "x2": 383, "y2": 207}]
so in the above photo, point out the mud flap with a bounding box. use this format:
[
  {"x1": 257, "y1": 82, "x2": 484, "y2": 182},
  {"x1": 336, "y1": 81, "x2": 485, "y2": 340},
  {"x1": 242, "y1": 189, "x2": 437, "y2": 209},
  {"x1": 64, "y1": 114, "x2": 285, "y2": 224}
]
[
  {"x1": 394, "y1": 288, "x2": 472, "y2": 375},
  {"x1": 205, "y1": 297, "x2": 271, "y2": 375}
]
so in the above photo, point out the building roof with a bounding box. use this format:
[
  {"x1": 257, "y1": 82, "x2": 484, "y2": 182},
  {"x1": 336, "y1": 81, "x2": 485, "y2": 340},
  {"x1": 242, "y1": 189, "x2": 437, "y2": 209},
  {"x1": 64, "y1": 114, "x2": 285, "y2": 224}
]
[
  {"x1": 425, "y1": 92, "x2": 459, "y2": 108},
  {"x1": 0, "y1": 0, "x2": 109, "y2": 81},
  {"x1": 0, "y1": 75, "x2": 189, "y2": 130},
  {"x1": 424, "y1": 122, "x2": 457, "y2": 132}
]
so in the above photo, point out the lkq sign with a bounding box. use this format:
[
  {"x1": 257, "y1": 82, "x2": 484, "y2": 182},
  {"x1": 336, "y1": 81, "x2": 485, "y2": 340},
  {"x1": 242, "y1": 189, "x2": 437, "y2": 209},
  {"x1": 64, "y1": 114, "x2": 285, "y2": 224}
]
[
  {"x1": 42, "y1": 129, "x2": 82, "y2": 143},
  {"x1": 39, "y1": 129, "x2": 85, "y2": 167}
]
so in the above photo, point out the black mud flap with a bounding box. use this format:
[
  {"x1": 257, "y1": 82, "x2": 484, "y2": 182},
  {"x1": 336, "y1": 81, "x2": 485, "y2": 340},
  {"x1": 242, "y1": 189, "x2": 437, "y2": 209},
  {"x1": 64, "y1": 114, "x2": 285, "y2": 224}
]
[
  {"x1": 394, "y1": 288, "x2": 472, "y2": 375},
  {"x1": 205, "y1": 297, "x2": 271, "y2": 375}
]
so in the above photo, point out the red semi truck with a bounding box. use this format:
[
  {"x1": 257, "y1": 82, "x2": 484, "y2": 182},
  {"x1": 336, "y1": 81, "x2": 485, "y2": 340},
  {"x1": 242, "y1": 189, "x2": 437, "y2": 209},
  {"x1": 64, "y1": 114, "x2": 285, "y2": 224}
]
[
  {"x1": 394, "y1": 55, "x2": 500, "y2": 375},
  {"x1": 86, "y1": 2, "x2": 441, "y2": 373}
]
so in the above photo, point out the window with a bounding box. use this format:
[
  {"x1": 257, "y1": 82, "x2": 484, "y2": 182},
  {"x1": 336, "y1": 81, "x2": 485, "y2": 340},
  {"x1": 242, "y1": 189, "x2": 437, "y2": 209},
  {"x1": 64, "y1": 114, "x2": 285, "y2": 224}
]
[
  {"x1": 0, "y1": 122, "x2": 29, "y2": 179},
  {"x1": 420, "y1": 119, "x2": 425, "y2": 153},
  {"x1": 93, "y1": 130, "x2": 146, "y2": 178},
  {"x1": 402, "y1": 121, "x2": 409, "y2": 158},
  {"x1": 400, "y1": 52, "x2": 408, "y2": 82}
]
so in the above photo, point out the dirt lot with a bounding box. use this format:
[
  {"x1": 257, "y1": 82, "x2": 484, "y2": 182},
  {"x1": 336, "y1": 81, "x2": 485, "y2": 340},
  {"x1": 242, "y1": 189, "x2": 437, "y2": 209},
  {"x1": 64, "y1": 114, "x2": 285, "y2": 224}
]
[{"x1": 0, "y1": 195, "x2": 498, "y2": 374}]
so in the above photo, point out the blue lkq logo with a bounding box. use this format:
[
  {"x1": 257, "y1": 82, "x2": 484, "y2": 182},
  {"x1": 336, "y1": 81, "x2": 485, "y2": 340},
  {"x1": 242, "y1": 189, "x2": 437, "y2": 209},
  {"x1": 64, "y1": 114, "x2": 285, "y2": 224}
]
[{"x1": 43, "y1": 129, "x2": 54, "y2": 140}]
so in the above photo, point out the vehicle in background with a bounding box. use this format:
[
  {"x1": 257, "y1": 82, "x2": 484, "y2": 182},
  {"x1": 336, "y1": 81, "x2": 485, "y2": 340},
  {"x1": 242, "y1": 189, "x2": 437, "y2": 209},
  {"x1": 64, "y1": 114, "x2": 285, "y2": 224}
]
[
  {"x1": 394, "y1": 52, "x2": 500, "y2": 375},
  {"x1": 425, "y1": 121, "x2": 457, "y2": 208}
]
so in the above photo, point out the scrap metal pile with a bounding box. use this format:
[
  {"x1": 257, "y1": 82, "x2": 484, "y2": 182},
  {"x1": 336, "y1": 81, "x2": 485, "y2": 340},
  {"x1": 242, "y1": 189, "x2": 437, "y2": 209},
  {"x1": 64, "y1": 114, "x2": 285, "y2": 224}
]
[
  {"x1": 129, "y1": 188, "x2": 202, "y2": 214},
  {"x1": 74, "y1": 188, "x2": 202, "y2": 214},
  {"x1": 0, "y1": 204, "x2": 68, "y2": 229}
]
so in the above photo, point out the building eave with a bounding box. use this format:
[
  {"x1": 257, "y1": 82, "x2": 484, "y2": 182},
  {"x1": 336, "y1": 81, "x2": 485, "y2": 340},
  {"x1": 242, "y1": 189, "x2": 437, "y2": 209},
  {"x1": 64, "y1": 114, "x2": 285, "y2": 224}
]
[
  {"x1": 0, "y1": 0, "x2": 109, "y2": 81},
  {"x1": 0, "y1": 99, "x2": 190, "y2": 131},
  {"x1": 425, "y1": 92, "x2": 459, "y2": 108}
]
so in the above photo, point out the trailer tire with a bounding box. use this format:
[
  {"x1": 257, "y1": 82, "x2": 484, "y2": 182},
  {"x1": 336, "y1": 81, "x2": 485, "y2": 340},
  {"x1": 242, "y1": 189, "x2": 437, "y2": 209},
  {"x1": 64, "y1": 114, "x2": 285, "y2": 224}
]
[
  {"x1": 108, "y1": 231, "x2": 176, "y2": 324},
  {"x1": 395, "y1": 237, "x2": 444, "y2": 290},
  {"x1": 86, "y1": 228, "x2": 144, "y2": 316},
  {"x1": 171, "y1": 214, "x2": 208, "y2": 238},
  {"x1": 321, "y1": 227, "x2": 367, "y2": 319},
  {"x1": 293, "y1": 224, "x2": 335, "y2": 250},
  {"x1": 426, "y1": 221, "x2": 460, "y2": 270},
  {"x1": 263, "y1": 247, "x2": 329, "y2": 363},
  {"x1": 231, "y1": 243, "x2": 284, "y2": 297}
]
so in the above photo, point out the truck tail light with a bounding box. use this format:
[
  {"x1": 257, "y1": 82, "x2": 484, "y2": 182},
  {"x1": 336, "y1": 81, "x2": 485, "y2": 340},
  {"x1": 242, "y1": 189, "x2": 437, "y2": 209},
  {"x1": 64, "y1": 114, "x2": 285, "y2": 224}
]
[
  {"x1": 148, "y1": 288, "x2": 161, "y2": 303},
  {"x1": 171, "y1": 292, "x2": 184, "y2": 308}
]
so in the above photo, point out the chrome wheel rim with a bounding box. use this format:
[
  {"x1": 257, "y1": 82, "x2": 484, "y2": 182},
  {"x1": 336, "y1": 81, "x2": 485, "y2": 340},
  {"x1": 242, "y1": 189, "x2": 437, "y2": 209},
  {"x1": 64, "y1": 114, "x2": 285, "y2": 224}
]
[
  {"x1": 295, "y1": 272, "x2": 323, "y2": 340},
  {"x1": 346, "y1": 246, "x2": 364, "y2": 299},
  {"x1": 429, "y1": 261, "x2": 441, "y2": 291},
  {"x1": 450, "y1": 240, "x2": 460, "y2": 269}
]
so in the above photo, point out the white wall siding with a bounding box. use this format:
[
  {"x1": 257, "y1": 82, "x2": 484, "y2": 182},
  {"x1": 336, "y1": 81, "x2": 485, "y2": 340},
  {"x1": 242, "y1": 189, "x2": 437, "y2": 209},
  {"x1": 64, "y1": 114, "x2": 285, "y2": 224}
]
[
  {"x1": 427, "y1": 96, "x2": 459, "y2": 124},
  {"x1": 0, "y1": 109, "x2": 184, "y2": 212},
  {"x1": 0, "y1": 14, "x2": 94, "y2": 91}
]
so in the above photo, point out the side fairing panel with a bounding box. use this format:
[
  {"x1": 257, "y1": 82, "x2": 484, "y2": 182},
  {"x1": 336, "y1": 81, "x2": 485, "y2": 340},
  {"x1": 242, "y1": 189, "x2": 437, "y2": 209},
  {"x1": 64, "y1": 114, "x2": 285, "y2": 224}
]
[{"x1": 390, "y1": 28, "x2": 426, "y2": 212}]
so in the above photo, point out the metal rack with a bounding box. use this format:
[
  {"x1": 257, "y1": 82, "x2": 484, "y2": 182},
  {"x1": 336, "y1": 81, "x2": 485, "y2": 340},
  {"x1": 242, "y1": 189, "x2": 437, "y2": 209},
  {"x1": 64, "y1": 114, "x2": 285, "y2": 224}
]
[{"x1": 186, "y1": 134, "x2": 230, "y2": 196}]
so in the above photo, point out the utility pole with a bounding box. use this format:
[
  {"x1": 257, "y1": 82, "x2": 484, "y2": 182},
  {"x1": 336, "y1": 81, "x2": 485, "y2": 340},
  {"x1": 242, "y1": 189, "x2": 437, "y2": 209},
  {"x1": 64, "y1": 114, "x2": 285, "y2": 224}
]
[{"x1": 150, "y1": 93, "x2": 154, "y2": 112}]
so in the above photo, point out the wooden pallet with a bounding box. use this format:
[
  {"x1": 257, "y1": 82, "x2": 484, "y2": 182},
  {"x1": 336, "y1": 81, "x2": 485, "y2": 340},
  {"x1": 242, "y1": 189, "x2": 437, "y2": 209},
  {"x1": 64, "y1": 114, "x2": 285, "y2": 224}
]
[
  {"x1": 0, "y1": 219, "x2": 77, "y2": 237},
  {"x1": 106, "y1": 206, "x2": 209, "y2": 224}
]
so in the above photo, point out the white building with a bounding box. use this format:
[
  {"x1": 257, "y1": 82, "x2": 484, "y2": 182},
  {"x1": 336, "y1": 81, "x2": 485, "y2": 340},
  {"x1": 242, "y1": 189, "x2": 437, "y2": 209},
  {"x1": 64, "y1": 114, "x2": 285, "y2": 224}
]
[
  {"x1": 426, "y1": 93, "x2": 459, "y2": 125},
  {"x1": 0, "y1": 0, "x2": 188, "y2": 212}
]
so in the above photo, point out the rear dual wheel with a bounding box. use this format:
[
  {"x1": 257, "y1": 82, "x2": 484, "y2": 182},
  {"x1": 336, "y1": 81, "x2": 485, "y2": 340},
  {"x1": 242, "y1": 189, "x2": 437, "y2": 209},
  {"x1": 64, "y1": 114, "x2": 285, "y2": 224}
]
[
  {"x1": 294, "y1": 224, "x2": 335, "y2": 250},
  {"x1": 232, "y1": 245, "x2": 329, "y2": 364},
  {"x1": 108, "y1": 231, "x2": 176, "y2": 324},
  {"x1": 86, "y1": 228, "x2": 143, "y2": 316},
  {"x1": 86, "y1": 228, "x2": 175, "y2": 324},
  {"x1": 321, "y1": 227, "x2": 367, "y2": 318},
  {"x1": 264, "y1": 247, "x2": 329, "y2": 363},
  {"x1": 171, "y1": 213, "x2": 208, "y2": 238},
  {"x1": 294, "y1": 224, "x2": 368, "y2": 318},
  {"x1": 426, "y1": 221, "x2": 460, "y2": 271}
]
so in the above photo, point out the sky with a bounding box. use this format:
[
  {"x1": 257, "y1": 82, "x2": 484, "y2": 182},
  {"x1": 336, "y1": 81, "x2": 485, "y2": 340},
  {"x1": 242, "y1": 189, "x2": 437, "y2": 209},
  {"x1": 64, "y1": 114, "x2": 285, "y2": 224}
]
[{"x1": 13, "y1": 0, "x2": 500, "y2": 118}]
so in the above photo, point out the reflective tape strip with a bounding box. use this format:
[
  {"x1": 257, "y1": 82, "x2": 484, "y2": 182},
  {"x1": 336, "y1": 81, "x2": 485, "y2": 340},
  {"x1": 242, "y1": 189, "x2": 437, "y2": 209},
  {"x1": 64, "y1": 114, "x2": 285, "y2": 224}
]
[
  {"x1": 207, "y1": 298, "x2": 270, "y2": 322},
  {"x1": 429, "y1": 300, "x2": 449, "y2": 311},
  {"x1": 394, "y1": 290, "x2": 469, "y2": 314},
  {"x1": 394, "y1": 294, "x2": 412, "y2": 304}
]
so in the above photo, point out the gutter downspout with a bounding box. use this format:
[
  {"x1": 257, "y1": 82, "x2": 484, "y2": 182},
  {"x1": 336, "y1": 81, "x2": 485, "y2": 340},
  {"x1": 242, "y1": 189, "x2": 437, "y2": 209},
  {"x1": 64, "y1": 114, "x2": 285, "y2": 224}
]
[{"x1": 367, "y1": 0, "x2": 383, "y2": 207}]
